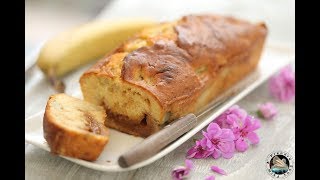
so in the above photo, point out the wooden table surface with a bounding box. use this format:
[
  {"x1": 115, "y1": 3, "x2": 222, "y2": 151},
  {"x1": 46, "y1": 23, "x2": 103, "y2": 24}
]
[{"x1": 25, "y1": 0, "x2": 295, "y2": 179}]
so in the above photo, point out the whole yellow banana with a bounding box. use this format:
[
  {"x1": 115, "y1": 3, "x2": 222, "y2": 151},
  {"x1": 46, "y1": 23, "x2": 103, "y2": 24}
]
[{"x1": 36, "y1": 18, "x2": 156, "y2": 91}]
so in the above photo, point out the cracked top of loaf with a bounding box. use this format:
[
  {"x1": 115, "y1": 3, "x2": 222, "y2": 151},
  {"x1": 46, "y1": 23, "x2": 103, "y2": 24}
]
[{"x1": 83, "y1": 14, "x2": 267, "y2": 111}]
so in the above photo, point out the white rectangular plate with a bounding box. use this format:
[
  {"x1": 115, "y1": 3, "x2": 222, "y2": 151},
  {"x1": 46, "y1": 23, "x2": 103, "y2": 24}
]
[{"x1": 25, "y1": 43, "x2": 294, "y2": 172}]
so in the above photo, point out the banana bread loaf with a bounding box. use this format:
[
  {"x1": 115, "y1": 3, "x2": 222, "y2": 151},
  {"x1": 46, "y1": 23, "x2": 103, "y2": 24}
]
[{"x1": 80, "y1": 14, "x2": 267, "y2": 137}]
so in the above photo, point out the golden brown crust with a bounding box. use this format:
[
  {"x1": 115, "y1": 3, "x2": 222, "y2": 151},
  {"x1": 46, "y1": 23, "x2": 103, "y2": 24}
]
[
  {"x1": 121, "y1": 40, "x2": 203, "y2": 110},
  {"x1": 84, "y1": 52, "x2": 128, "y2": 78},
  {"x1": 43, "y1": 94, "x2": 109, "y2": 161},
  {"x1": 175, "y1": 14, "x2": 267, "y2": 83},
  {"x1": 80, "y1": 14, "x2": 268, "y2": 137}
]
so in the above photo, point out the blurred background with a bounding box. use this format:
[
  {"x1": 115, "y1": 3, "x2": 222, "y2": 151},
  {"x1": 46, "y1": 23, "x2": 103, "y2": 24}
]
[{"x1": 26, "y1": 0, "x2": 294, "y2": 60}]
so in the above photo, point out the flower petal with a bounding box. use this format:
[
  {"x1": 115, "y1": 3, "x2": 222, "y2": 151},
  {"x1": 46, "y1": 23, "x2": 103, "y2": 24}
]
[
  {"x1": 199, "y1": 138, "x2": 207, "y2": 148},
  {"x1": 221, "y1": 151, "x2": 234, "y2": 159},
  {"x1": 226, "y1": 114, "x2": 238, "y2": 124},
  {"x1": 186, "y1": 146, "x2": 198, "y2": 159},
  {"x1": 171, "y1": 166, "x2": 187, "y2": 180},
  {"x1": 218, "y1": 141, "x2": 235, "y2": 154},
  {"x1": 242, "y1": 116, "x2": 251, "y2": 128},
  {"x1": 206, "y1": 123, "x2": 222, "y2": 138},
  {"x1": 229, "y1": 105, "x2": 247, "y2": 122},
  {"x1": 250, "y1": 119, "x2": 261, "y2": 131},
  {"x1": 172, "y1": 160, "x2": 194, "y2": 180},
  {"x1": 187, "y1": 138, "x2": 213, "y2": 159},
  {"x1": 205, "y1": 175, "x2": 215, "y2": 180},
  {"x1": 235, "y1": 138, "x2": 248, "y2": 152},
  {"x1": 268, "y1": 65, "x2": 295, "y2": 102},
  {"x1": 232, "y1": 128, "x2": 241, "y2": 139},
  {"x1": 211, "y1": 165, "x2": 227, "y2": 175},
  {"x1": 185, "y1": 159, "x2": 193, "y2": 170},
  {"x1": 244, "y1": 117, "x2": 261, "y2": 132},
  {"x1": 204, "y1": 138, "x2": 213, "y2": 150},
  {"x1": 216, "y1": 114, "x2": 229, "y2": 128},
  {"x1": 235, "y1": 108, "x2": 248, "y2": 121},
  {"x1": 186, "y1": 145, "x2": 210, "y2": 159},
  {"x1": 258, "y1": 102, "x2": 277, "y2": 120},
  {"x1": 202, "y1": 131, "x2": 214, "y2": 149},
  {"x1": 219, "y1": 129, "x2": 235, "y2": 141},
  {"x1": 202, "y1": 131, "x2": 211, "y2": 140},
  {"x1": 212, "y1": 149, "x2": 221, "y2": 159},
  {"x1": 247, "y1": 132, "x2": 260, "y2": 144}
]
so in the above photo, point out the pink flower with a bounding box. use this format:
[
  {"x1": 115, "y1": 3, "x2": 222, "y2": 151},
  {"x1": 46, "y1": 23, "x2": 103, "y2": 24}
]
[
  {"x1": 202, "y1": 123, "x2": 235, "y2": 159},
  {"x1": 186, "y1": 138, "x2": 212, "y2": 159},
  {"x1": 186, "y1": 123, "x2": 235, "y2": 160},
  {"x1": 216, "y1": 105, "x2": 247, "y2": 129},
  {"x1": 268, "y1": 65, "x2": 295, "y2": 102},
  {"x1": 232, "y1": 116, "x2": 261, "y2": 152},
  {"x1": 210, "y1": 165, "x2": 227, "y2": 175},
  {"x1": 258, "y1": 102, "x2": 278, "y2": 120},
  {"x1": 171, "y1": 159, "x2": 194, "y2": 180},
  {"x1": 215, "y1": 105, "x2": 261, "y2": 152},
  {"x1": 205, "y1": 175, "x2": 215, "y2": 180},
  {"x1": 186, "y1": 105, "x2": 261, "y2": 163}
]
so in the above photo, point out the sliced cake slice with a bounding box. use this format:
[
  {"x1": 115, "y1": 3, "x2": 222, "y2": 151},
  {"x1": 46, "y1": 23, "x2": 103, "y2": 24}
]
[{"x1": 43, "y1": 93, "x2": 109, "y2": 161}]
